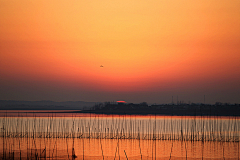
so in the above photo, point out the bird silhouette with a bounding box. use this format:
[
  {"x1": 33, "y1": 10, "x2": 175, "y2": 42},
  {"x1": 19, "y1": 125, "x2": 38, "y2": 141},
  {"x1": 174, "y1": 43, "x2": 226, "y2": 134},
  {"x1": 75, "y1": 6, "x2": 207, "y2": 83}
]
[{"x1": 100, "y1": 65, "x2": 104, "y2": 67}]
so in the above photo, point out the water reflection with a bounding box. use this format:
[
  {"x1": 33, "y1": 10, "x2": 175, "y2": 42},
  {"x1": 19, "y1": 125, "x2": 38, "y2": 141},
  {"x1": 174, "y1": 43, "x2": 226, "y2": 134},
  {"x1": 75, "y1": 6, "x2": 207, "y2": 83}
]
[
  {"x1": 0, "y1": 110, "x2": 239, "y2": 159},
  {"x1": 0, "y1": 111, "x2": 239, "y2": 141},
  {"x1": 0, "y1": 137, "x2": 239, "y2": 159}
]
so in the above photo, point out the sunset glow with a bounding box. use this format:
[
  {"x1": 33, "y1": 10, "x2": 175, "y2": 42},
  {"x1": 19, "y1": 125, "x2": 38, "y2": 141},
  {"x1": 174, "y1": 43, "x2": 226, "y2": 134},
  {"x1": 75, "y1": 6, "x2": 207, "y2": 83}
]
[{"x1": 0, "y1": 0, "x2": 240, "y2": 103}]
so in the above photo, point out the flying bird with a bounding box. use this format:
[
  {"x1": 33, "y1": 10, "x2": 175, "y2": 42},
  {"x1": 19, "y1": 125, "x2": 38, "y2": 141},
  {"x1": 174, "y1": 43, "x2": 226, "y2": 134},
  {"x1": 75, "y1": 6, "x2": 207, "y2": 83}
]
[{"x1": 100, "y1": 65, "x2": 104, "y2": 67}]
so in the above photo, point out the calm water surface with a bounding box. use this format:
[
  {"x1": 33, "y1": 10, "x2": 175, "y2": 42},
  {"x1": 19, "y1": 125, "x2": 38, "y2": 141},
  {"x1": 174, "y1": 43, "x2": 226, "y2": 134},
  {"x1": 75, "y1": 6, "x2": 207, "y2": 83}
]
[{"x1": 0, "y1": 110, "x2": 239, "y2": 159}]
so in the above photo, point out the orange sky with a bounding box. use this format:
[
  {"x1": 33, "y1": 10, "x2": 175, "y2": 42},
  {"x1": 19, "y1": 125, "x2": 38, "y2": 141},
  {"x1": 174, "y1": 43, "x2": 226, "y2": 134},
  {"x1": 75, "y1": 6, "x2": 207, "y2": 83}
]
[{"x1": 0, "y1": 0, "x2": 240, "y2": 103}]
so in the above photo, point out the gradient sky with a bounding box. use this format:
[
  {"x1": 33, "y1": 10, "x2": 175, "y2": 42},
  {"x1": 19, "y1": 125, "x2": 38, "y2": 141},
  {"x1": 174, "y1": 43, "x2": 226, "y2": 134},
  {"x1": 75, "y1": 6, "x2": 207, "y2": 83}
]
[{"x1": 0, "y1": 0, "x2": 240, "y2": 104}]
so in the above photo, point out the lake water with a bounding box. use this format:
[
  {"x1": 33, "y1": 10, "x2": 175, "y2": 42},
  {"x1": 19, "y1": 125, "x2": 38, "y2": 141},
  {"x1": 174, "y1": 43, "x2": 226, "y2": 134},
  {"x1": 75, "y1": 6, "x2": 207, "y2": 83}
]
[{"x1": 0, "y1": 110, "x2": 239, "y2": 159}]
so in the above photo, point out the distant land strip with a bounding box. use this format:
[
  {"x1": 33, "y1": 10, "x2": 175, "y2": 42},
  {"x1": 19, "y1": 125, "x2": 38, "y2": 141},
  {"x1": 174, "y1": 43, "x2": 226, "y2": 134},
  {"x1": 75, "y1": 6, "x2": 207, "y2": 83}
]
[
  {"x1": 79, "y1": 102, "x2": 240, "y2": 117},
  {"x1": 0, "y1": 100, "x2": 239, "y2": 117}
]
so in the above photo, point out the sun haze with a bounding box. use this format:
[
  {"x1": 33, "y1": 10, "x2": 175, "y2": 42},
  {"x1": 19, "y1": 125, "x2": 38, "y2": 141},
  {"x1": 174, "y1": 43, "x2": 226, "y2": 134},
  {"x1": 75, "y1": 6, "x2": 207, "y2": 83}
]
[{"x1": 0, "y1": 0, "x2": 240, "y2": 104}]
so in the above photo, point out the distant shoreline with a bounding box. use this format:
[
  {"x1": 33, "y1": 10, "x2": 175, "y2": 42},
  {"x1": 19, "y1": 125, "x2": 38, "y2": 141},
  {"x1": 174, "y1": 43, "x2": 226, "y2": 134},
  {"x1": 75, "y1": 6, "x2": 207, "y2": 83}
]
[
  {"x1": 79, "y1": 103, "x2": 240, "y2": 117},
  {"x1": 0, "y1": 109, "x2": 239, "y2": 117},
  {"x1": 78, "y1": 109, "x2": 240, "y2": 117},
  {"x1": 0, "y1": 100, "x2": 239, "y2": 117}
]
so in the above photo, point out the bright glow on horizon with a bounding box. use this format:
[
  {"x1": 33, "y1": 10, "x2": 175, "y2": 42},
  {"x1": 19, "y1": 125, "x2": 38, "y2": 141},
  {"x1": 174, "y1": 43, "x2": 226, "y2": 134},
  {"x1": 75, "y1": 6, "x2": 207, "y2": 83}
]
[{"x1": 0, "y1": 0, "x2": 240, "y2": 103}]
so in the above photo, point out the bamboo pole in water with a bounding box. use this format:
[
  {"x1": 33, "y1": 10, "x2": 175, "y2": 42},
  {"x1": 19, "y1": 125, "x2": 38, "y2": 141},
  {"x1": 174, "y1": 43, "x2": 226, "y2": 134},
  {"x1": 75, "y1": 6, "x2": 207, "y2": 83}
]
[{"x1": 124, "y1": 150, "x2": 128, "y2": 160}]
